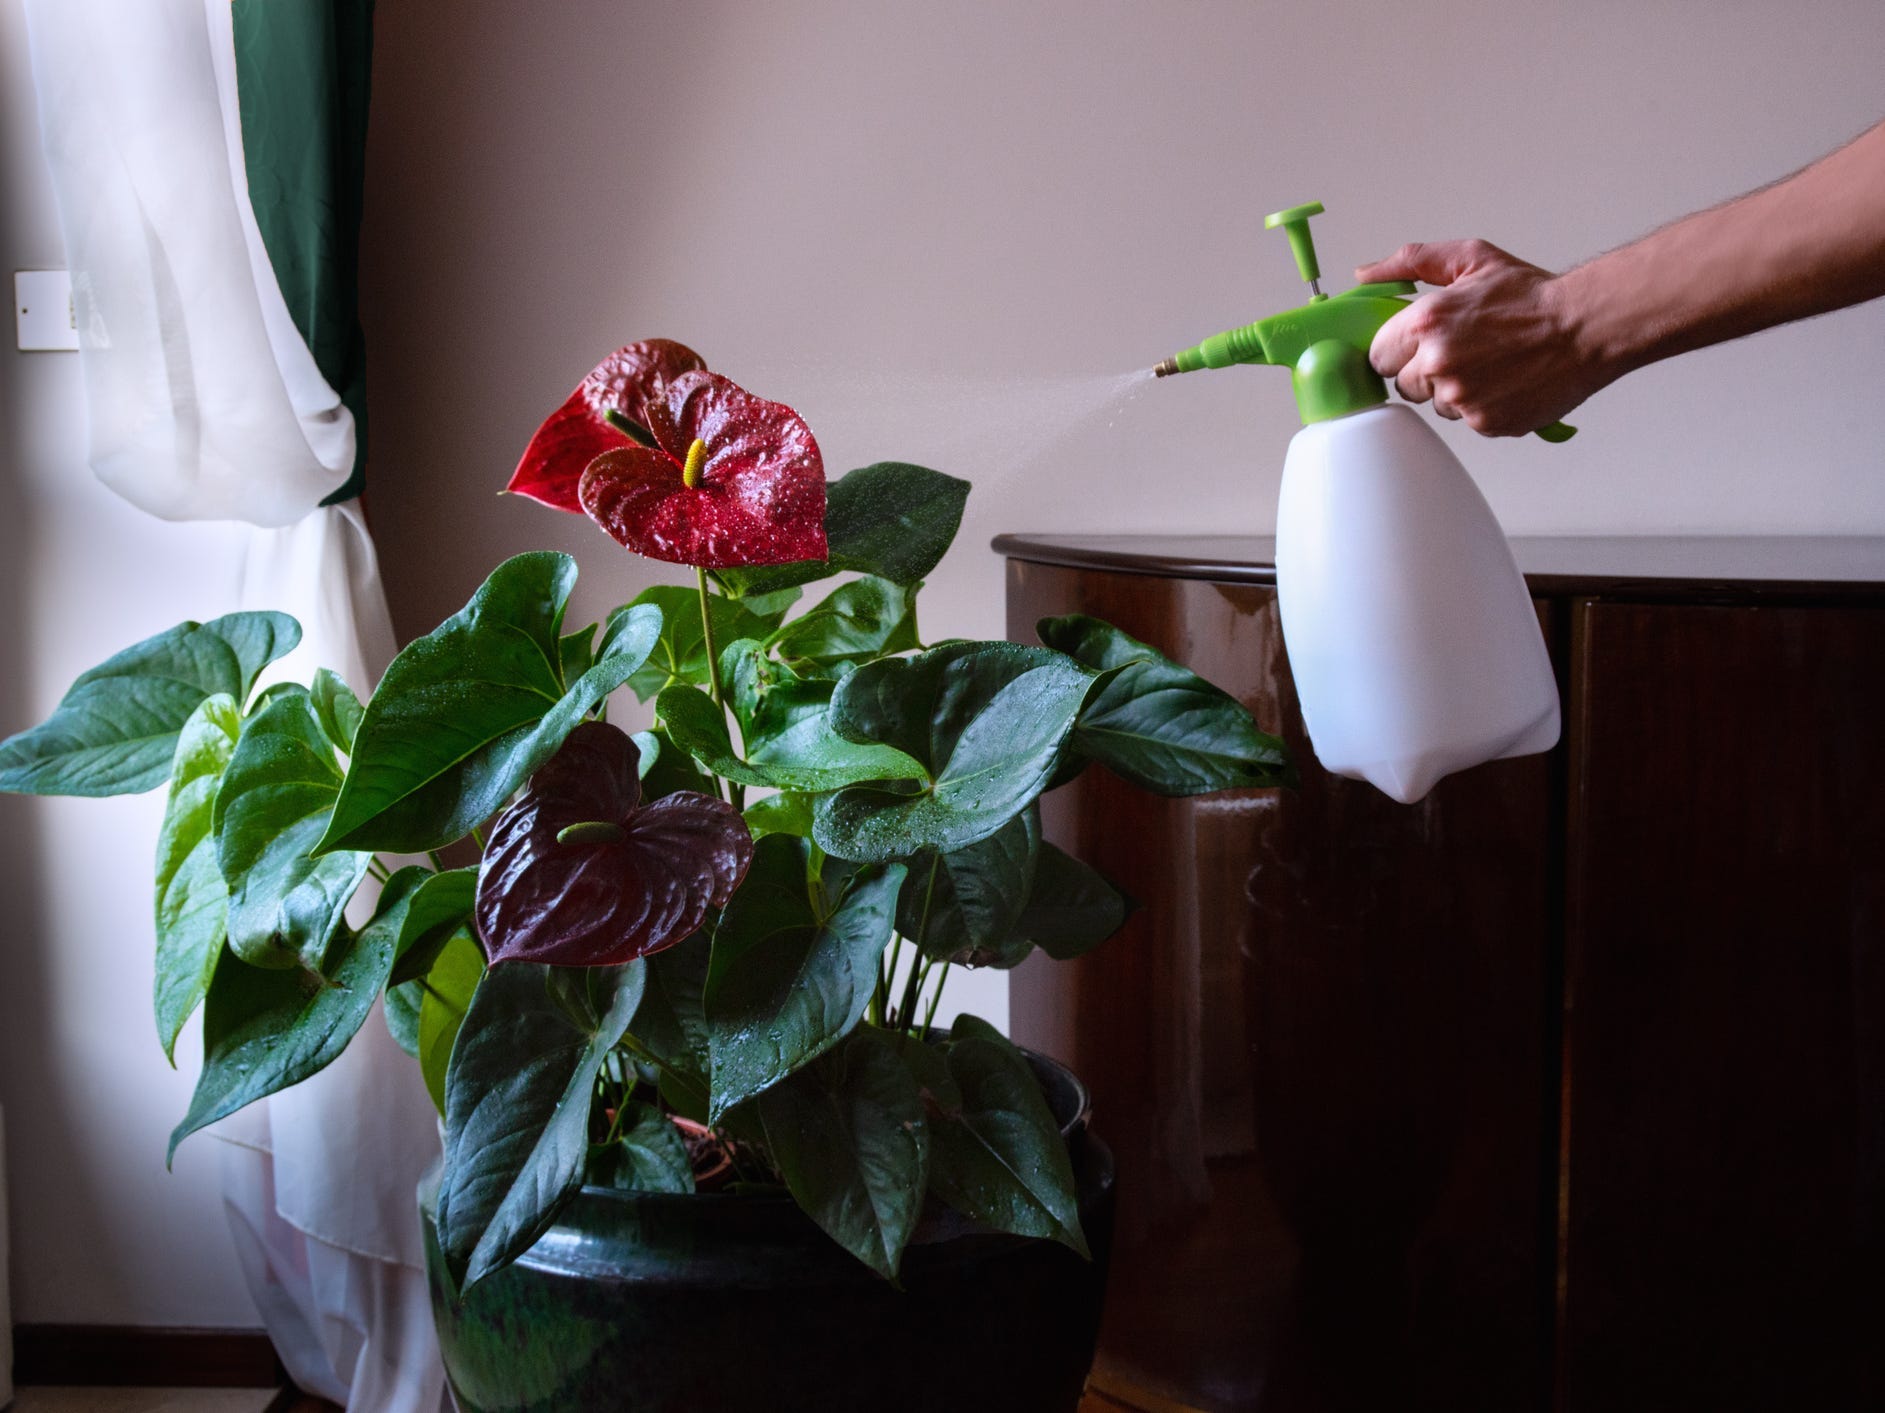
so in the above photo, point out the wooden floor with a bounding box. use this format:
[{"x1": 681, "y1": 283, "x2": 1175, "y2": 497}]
[{"x1": 7, "y1": 1393, "x2": 279, "y2": 1413}]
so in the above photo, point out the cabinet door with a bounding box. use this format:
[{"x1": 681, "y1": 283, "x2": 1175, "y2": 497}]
[
  {"x1": 1562, "y1": 601, "x2": 1885, "y2": 1412},
  {"x1": 1006, "y1": 559, "x2": 1558, "y2": 1413}
]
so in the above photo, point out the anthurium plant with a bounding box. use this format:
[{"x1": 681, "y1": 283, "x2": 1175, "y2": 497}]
[{"x1": 0, "y1": 341, "x2": 1293, "y2": 1287}]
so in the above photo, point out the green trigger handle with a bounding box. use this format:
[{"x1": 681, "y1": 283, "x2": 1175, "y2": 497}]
[{"x1": 1266, "y1": 206, "x2": 1577, "y2": 442}]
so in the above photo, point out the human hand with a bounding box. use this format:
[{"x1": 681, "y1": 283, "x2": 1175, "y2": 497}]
[{"x1": 1357, "y1": 240, "x2": 1608, "y2": 436}]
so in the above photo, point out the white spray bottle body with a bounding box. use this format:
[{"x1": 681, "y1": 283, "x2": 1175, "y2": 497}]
[{"x1": 1273, "y1": 402, "x2": 1560, "y2": 804}]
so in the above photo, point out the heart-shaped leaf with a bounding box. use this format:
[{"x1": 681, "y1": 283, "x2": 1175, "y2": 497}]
[
  {"x1": 1037, "y1": 614, "x2": 1293, "y2": 794},
  {"x1": 0, "y1": 612, "x2": 299, "y2": 797},
  {"x1": 705, "y1": 834, "x2": 905, "y2": 1117},
  {"x1": 589, "y1": 1101, "x2": 695, "y2": 1195},
  {"x1": 898, "y1": 809, "x2": 1040, "y2": 968},
  {"x1": 319, "y1": 553, "x2": 662, "y2": 854},
  {"x1": 618, "y1": 585, "x2": 791, "y2": 703},
  {"x1": 813, "y1": 643, "x2": 1095, "y2": 862},
  {"x1": 153, "y1": 694, "x2": 242, "y2": 1062},
  {"x1": 922, "y1": 1015, "x2": 1087, "y2": 1256},
  {"x1": 758, "y1": 1026, "x2": 929, "y2": 1280},
  {"x1": 765, "y1": 576, "x2": 917, "y2": 672},
  {"x1": 215, "y1": 690, "x2": 372, "y2": 970},
  {"x1": 474, "y1": 722, "x2": 752, "y2": 967},
  {"x1": 168, "y1": 922, "x2": 402, "y2": 1162},
  {"x1": 713, "y1": 462, "x2": 970, "y2": 598},
  {"x1": 417, "y1": 931, "x2": 485, "y2": 1114},
  {"x1": 507, "y1": 340, "x2": 707, "y2": 513},
  {"x1": 579, "y1": 371, "x2": 827, "y2": 568},
  {"x1": 438, "y1": 961, "x2": 646, "y2": 1286},
  {"x1": 657, "y1": 684, "x2": 926, "y2": 794}
]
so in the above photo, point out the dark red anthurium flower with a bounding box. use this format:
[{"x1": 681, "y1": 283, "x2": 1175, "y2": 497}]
[
  {"x1": 578, "y1": 369, "x2": 828, "y2": 568},
  {"x1": 475, "y1": 722, "x2": 752, "y2": 967},
  {"x1": 506, "y1": 340, "x2": 708, "y2": 513}
]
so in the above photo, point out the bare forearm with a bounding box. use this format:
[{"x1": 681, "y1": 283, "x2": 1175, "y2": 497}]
[{"x1": 1560, "y1": 119, "x2": 1885, "y2": 378}]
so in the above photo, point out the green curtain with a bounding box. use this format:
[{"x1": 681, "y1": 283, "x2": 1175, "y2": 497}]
[{"x1": 231, "y1": 0, "x2": 375, "y2": 506}]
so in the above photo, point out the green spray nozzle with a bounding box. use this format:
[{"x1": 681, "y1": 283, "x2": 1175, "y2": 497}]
[{"x1": 1155, "y1": 201, "x2": 1576, "y2": 442}]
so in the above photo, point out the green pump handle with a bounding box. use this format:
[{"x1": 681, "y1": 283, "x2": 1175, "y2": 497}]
[{"x1": 1158, "y1": 202, "x2": 1576, "y2": 443}]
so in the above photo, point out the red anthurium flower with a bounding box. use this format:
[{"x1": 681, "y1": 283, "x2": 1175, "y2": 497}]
[
  {"x1": 506, "y1": 340, "x2": 708, "y2": 513},
  {"x1": 579, "y1": 370, "x2": 829, "y2": 568},
  {"x1": 476, "y1": 722, "x2": 752, "y2": 967}
]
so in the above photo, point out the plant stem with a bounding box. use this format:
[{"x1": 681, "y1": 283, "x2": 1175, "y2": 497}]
[
  {"x1": 367, "y1": 857, "x2": 391, "y2": 884},
  {"x1": 694, "y1": 565, "x2": 744, "y2": 811},
  {"x1": 427, "y1": 850, "x2": 446, "y2": 872},
  {"x1": 619, "y1": 1032, "x2": 711, "y2": 1113},
  {"x1": 878, "y1": 934, "x2": 904, "y2": 1028},
  {"x1": 895, "y1": 857, "x2": 940, "y2": 1030},
  {"x1": 469, "y1": 823, "x2": 486, "y2": 850},
  {"x1": 921, "y1": 961, "x2": 952, "y2": 1037}
]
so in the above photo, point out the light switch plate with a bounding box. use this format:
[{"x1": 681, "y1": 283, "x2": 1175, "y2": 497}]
[{"x1": 15, "y1": 269, "x2": 78, "y2": 351}]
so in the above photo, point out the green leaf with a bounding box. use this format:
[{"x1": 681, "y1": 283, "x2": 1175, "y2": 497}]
[
  {"x1": 153, "y1": 694, "x2": 242, "y2": 1063},
  {"x1": 899, "y1": 808, "x2": 1040, "y2": 968},
  {"x1": 1037, "y1": 614, "x2": 1293, "y2": 794},
  {"x1": 619, "y1": 585, "x2": 789, "y2": 703},
  {"x1": 658, "y1": 684, "x2": 926, "y2": 794},
  {"x1": 758, "y1": 1027, "x2": 929, "y2": 1279},
  {"x1": 589, "y1": 1101, "x2": 695, "y2": 1195},
  {"x1": 630, "y1": 727, "x2": 718, "y2": 801},
  {"x1": 631, "y1": 930, "x2": 711, "y2": 1079},
  {"x1": 714, "y1": 463, "x2": 970, "y2": 598},
  {"x1": 743, "y1": 791, "x2": 816, "y2": 840},
  {"x1": 319, "y1": 554, "x2": 662, "y2": 854},
  {"x1": 705, "y1": 835, "x2": 904, "y2": 1118},
  {"x1": 308, "y1": 669, "x2": 364, "y2": 754},
  {"x1": 418, "y1": 931, "x2": 484, "y2": 1115},
  {"x1": 385, "y1": 977, "x2": 423, "y2": 1057},
  {"x1": 814, "y1": 643, "x2": 1095, "y2": 862},
  {"x1": 363, "y1": 865, "x2": 479, "y2": 987},
  {"x1": 438, "y1": 962, "x2": 646, "y2": 1287},
  {"x1": 766, "y1": 576, "x2": 917, "y2": 671},
  {"x1": 558, "y1": 624, "x2": 597, "y2": 686},
  {"x1": 923, "y1": 1015, "x2": 1087, "y2": 1256},
  {"x1": 214, "y1": 690, "x2": 372, "y2": 970},
  {"x1": 0, "y1": 612, "x2": 299, "y2": 796},
  {"x1": 1018, "y1": 844, "x2": 1132, "y2": 961},
  {"x1": 168, "y1": 930, "x2": 397, "y2": 1163}
]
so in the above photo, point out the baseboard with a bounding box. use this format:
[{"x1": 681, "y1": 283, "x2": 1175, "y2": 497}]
[{"x1": 11, "y1": 1323, "x2": 283, "y2": 1388}]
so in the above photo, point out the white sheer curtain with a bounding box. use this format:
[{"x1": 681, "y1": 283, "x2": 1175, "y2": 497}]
[{"x1": 23, "y1": 2, "x2": 444, "y2": 1408}]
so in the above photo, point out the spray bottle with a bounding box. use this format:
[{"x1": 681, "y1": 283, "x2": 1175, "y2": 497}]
[{"x1": 1153, "y1": 202, "x2": 1567, "y2": 803}]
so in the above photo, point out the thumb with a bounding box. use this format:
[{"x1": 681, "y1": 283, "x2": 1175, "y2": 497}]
[{"x1": 1355, "y1": 239, "x2": 1493, "y2": 287}]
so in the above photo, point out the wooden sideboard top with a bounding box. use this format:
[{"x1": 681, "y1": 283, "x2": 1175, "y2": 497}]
[{"x1": 991, "y1": 534, "x2": 1885, "y2": 602}]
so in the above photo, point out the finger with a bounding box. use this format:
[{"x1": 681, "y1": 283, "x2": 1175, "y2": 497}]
[
  {"x1": 1368, "y1": 301, "x2": 1425, "y2": 378},
  {"x1": 1354, "y1": 239, "x2": 1495, "y2": 287},
  {"x1": 1431, "y1": 379, "x2": 1465, "y2": 420},
  {"x1": 1395, "y1": 362, "x2": 1435, "y2": 405}
]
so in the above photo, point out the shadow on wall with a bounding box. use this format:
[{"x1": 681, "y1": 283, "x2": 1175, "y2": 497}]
[{"x1": 358, "y1": 3, "x2": 740, "y2": 650}]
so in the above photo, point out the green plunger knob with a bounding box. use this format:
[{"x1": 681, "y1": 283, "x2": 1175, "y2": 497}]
[{"x1": 1264, "y1": 201, "x2": 1326, "y2": 286}]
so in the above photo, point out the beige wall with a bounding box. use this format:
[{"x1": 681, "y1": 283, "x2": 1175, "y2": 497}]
[
  {"x1": 5, "y1": 0, "x2": 1883, "y2": 1328},
  {"x1": 360, "y1": 0, "x2": 1885, "y2": 1042}
]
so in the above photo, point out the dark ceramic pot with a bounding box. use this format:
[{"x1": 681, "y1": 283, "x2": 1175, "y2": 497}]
[{"x1": 421, "y1": 1048, "x2": 1116, "y2": 1412}]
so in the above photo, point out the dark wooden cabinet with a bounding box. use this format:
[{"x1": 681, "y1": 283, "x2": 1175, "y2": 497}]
[{"x1": 996, "y1": 535, "x2": 1885, "y2": 1413}]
